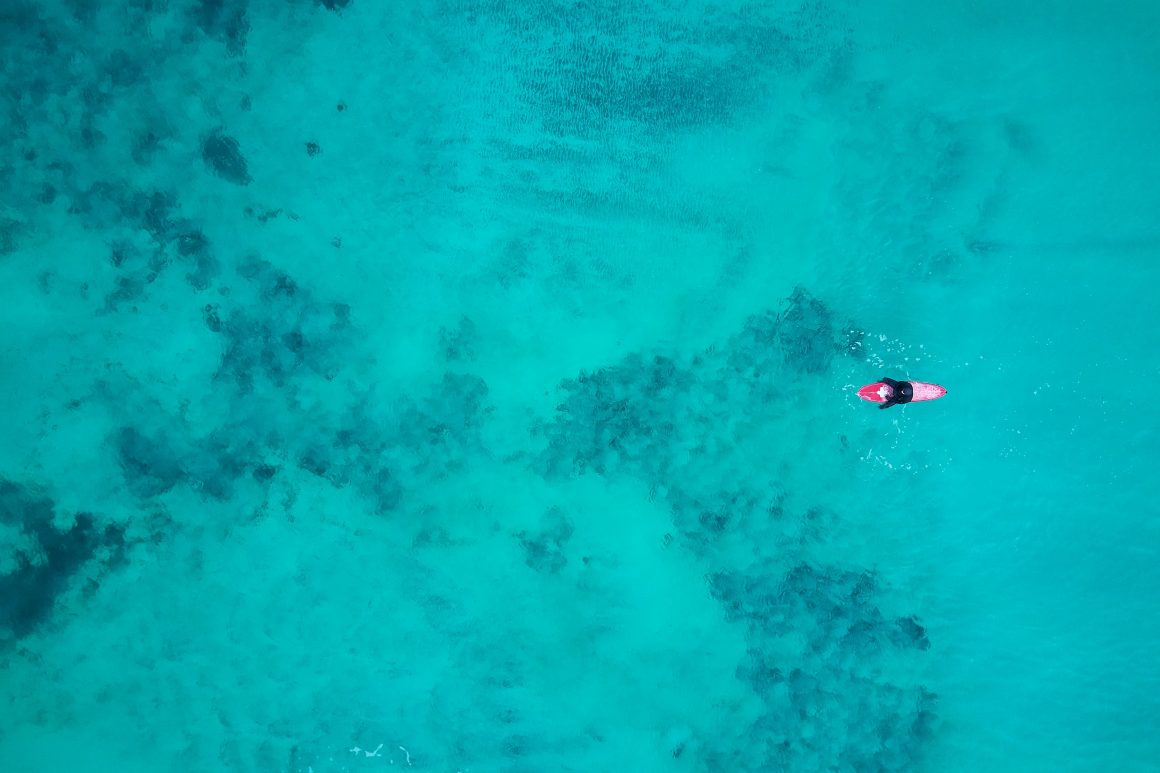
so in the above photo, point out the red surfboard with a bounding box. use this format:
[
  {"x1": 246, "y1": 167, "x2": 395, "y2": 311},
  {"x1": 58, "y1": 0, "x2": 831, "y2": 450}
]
[{"x1": 858, "y1": 380, "x2": 947, "y2": 404}]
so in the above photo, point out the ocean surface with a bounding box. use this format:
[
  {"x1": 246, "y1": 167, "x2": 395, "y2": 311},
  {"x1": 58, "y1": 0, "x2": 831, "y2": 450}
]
[{"x1": 1, "y1": 1, "x2": 1158, "y2": 771}]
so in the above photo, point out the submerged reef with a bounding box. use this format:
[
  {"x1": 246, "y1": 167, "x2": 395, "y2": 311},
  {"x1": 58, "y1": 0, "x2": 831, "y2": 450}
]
[
  {"x1": 116, "y1": 426, "x2": 187, "y2": 499},
  {"x1": 517, "y1": 506, "x2": 574, "y2": 574},
  {"x1": 539, "y1": 286, "x2": 860, "y2": 481},
  {"x1": 0, "y1": 479, "x2": 127, "y2": 642},
  {"x1": 0, "y1": 0, "x2": 279, "y2": 258},
  {"x1": 190, "y1": 0, "x2": 251, "y2": 57},
  {"x1": 213, "y1": 256, "x2": 352, "y2": 395},
  {"x1": 102, "y1": 250, "x2": 494, "y2": 519},
  {"x1": 539, "y1": 353, "x2": 687, "y2": 477},
  {"x1": 729, "y1": 286, "x2": 864, "y2": 378},
  {"x1": 704, "y1": 563, "x2": 936, "y2": 771},
  {"x1": 533, "y1": 286, "x2": 934, "y2": 769},
  {"x1": 201, "y1": 132, "x2": 252, "y2": 185}
]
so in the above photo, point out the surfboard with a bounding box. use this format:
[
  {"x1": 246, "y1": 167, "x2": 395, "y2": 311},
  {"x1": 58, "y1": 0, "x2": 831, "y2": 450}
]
[{"x1": 857, "y1": 380, "x2": 947, "y2": 404}]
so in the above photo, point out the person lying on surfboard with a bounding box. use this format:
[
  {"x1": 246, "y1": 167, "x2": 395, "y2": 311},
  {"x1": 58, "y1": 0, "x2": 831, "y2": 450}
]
[
  {"x1": 857, "y1": 378, "x2": 946, "y2": 407},
  {"x1": 878, "y1": 378, "x2": 912, "y2": 409}
]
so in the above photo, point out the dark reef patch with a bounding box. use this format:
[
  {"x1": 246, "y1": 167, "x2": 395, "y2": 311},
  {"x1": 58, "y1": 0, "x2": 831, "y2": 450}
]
[
  {"x1": 538, "y1": 353, "x2": 687, "y2": 478},
  {"x1": 201, "y1": 132, "x2": 251, "y2": 185},
  {"x1": 668, "y1": 486, "x2": 763, "y2": 541},
  {"x1": 707, "y1": 562, "x2": 937, "y2": 771},
  {"x1": 191, "y1": 256, "x2": 493, "y2": 516},
  {"x1": 0, "y1": 479, "x2": 127, "y2": 641},
  {"x1": 892, "y1": 615, "x2": 931, "y2": 651},
  {"x1": 104, "y1": 274, "x2": 146, "y2": 310},
  {"x1": 395, "y1": 373, "x2": 491, "y2": 476},
  {"x1": 517, "y1": 507, "x2": 573, "y2": 574},
  {"x1": 105, "y1": 48, "x2": 145, "y2": 88},
  {"x1": 730, "y1": 286, "x2": 860, "y2": 377},
  {"x1": 772, "y1": 286, "x2": 844, "y2": 374},
  {"x1": 0, "y1": 217, "x2": 26, "y2": 255},
  {"x1": 213, "y1": 256, "x2": 352, "y2": 395},
  {"x1": 538, "y1": 287, "x2": 858, "y2": 482},
  {"x1": 116, "y1": 426, "x2": 186, "y2": 498},
  {"x1": 531, "y1": 282, "x2": 933, "y2": 768},
  {"x1": 439, "y1": 316, "x2": 478, "y2": 362},
  {"x1": 63, "y1": 0, "x2": 99, "y2": 23},
  {"x1": 191, "y1": 0, "x2": 250, "y2": 56}
]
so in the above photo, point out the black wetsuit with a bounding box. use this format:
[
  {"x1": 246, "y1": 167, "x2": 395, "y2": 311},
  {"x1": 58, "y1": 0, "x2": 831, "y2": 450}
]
[{"x1": 879, "y1": 378, "x2": 913, "y2": 409}]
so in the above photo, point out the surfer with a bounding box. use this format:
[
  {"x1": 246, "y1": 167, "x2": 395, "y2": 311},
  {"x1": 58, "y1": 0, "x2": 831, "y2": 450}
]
[
  {"x1": 857, "y1": 377, "x2": 946, "y2": 407},
  {"x1": 878, "y1": 378, "x2": 913, "y2": 409}
]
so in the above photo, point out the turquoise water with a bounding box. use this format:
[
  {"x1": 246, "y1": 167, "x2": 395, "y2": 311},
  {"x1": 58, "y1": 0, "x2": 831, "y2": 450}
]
[{"x1": 2, "y1": 1, "x2": 1158, "y2": 771}]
